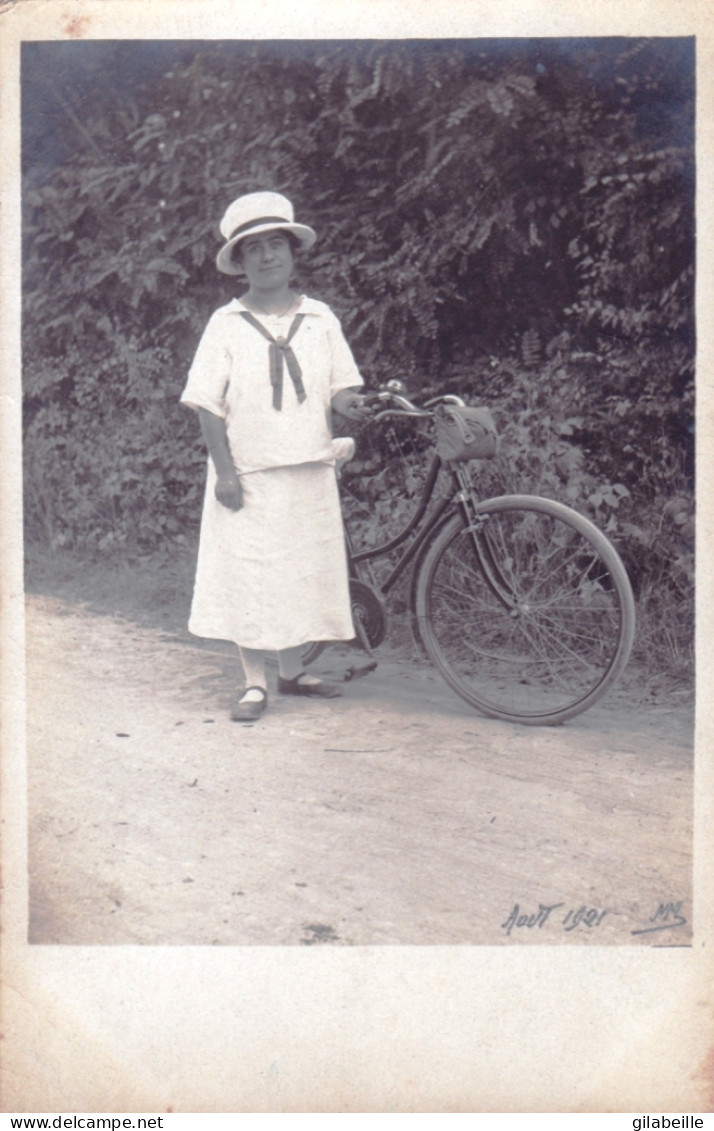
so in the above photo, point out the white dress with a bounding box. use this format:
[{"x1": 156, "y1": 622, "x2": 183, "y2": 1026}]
[{"x1": 180, "y1": 296, "x2": 363, "y2": 650}]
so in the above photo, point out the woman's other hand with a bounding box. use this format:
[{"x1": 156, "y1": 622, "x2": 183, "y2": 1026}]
[
  {"x1": 215, "y1": 472, "x2": 244, "y2": 511},
  {"x1": 196, "y1": 409, "x2": 243, "y2": 510},
  {"x1": 332, "y1": 389, "x2": 374, "y2": 421}
]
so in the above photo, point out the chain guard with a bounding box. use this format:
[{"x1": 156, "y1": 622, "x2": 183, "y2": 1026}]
[{"x1": 349, "y1": 579, "x2": 388, "y2": 649}]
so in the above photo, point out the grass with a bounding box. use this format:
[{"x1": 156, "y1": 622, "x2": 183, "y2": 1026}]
[{"x1": 24, "y1": 541, "x2": 199, "y2": 640}]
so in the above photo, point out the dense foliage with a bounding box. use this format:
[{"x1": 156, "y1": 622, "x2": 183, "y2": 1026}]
[{"x1": 22, "y1": 38, "x2": 695, "y2": 669}]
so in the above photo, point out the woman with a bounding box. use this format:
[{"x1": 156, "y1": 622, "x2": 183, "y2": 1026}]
[{"x1": 181, "y1": 191, "x2": 371, "y2": 721}]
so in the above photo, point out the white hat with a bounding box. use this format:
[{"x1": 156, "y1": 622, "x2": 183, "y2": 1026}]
[{"x1": 215, "y1": 191, "x2": 317, "y2": 275}]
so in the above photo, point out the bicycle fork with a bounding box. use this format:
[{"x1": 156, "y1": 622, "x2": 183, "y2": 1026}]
[{"x1": 451, "y1": 466, "x2": 520, "y2": 613}]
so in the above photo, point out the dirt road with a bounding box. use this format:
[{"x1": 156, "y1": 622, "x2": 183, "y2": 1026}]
[{"x1": 26, "y1": 592, "x2": 694, "y2": 947}]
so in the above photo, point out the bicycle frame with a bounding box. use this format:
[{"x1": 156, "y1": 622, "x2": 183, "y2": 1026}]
[
  {"x1": 345, "y1": 454, "x2": 448, "y2": 593},
  {"x1": 344, "y1": 454, "x2": 521, "y2": 615}
]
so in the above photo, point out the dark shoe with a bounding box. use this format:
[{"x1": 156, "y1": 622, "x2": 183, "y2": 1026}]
[
  {"x1": 277, "y1": 672, "x2": 342, "y2": 699},
  {"x1": 230, "y1": 686, "x2": 268, "y2": 722}
]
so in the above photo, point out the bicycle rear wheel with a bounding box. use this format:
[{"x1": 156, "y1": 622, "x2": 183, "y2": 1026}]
[{"x1": 415, "y1": 495, "x2": 636, "y2": 725}]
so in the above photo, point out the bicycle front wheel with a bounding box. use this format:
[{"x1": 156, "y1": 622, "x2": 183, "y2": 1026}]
[{"x1": 415, "y1": 496, "x2": 636, "y2": 725}]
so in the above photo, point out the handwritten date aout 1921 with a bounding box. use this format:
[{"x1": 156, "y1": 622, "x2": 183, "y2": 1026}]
[{"x1": 501, "y1": 902, "x2": 607, "y2": 936}]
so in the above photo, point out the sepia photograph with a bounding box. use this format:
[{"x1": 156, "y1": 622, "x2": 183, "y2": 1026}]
[
  {"x1": 1, "y1": 0, "x2": 712, "y2": 1114},
  {"x1": 21, "y1": 35, "x2": 694, "y2": 948}
]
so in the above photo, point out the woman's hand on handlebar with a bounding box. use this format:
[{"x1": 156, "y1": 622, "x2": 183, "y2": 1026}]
[{"x1": 332, "y1": 388, "x2": 377, "y2": 421}]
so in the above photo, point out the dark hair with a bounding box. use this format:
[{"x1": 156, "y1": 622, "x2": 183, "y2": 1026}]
[{"x1": 232, "y1": 228, "x2": 301, "y2": 267}]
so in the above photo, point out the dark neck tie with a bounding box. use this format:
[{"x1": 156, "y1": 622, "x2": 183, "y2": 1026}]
[{"x1": 239, "y1": 311, "x2": 307, "y2": 411}]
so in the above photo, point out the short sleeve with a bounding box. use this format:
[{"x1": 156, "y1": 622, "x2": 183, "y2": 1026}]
[
  {"x1": 180, "y1": 313, "x2": 232, "y2": 419},
  {"x1": 325, "y1": 310, "x2": 364, "y2": 396}
]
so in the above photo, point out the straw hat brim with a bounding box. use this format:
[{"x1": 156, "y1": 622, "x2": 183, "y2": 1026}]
[{"x1": 216, "y1": 222, "x2": 317, "y2": 276}]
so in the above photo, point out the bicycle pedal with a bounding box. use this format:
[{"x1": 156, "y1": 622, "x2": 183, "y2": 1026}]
[{"x1": 343, "y1": 660, "x2": 379, "y2": 682}]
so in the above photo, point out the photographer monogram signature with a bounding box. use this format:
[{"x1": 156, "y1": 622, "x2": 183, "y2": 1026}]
[{"x1": 501, "y1": 900, "x2": 687, "y2": 937}]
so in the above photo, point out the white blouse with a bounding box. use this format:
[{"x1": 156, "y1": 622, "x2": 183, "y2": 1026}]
[{"x1": 181, "y1": 296, "x2": 363, "y2": 474}]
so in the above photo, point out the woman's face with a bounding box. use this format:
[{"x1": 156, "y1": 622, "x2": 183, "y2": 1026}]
[{"x1": 237, "y1": 230, "x2": 295, "y2": 290}]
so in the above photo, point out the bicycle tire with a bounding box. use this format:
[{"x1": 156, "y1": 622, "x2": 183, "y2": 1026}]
[
  {"x1": 414, "y1": 495, "x2": 636, "y2": 725},
  {"x1": 300, "y1": 641, "x2": 328, "y2": 666}
]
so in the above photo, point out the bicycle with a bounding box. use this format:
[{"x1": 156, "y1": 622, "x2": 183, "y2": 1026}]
[{"x1": 307, "y1": 380, "x2": 636, "y2": 727}]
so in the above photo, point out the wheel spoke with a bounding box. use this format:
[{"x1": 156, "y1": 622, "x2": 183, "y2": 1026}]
[{"x1": 416, "y1": 499, "x2": 635, "y2": 724}]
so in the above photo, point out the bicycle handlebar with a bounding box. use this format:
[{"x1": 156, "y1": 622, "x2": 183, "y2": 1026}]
[{"x1": 364, "y1": 385, "x2": 466, "y2": 421}]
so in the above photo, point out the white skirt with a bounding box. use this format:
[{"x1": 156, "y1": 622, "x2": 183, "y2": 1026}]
[{"x1": 188, "y1": 461, "x2": 355, "y2": 651}]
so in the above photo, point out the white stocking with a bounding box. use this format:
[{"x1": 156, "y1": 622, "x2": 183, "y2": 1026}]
[
  {"x1": 277, "y1": 645, "x2": 304, "y2": 681},
  {"x1": 238, "y1": 647, "x2": 267, "y2": 701}
]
